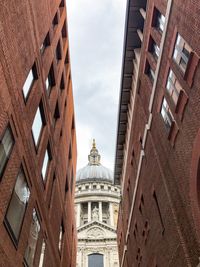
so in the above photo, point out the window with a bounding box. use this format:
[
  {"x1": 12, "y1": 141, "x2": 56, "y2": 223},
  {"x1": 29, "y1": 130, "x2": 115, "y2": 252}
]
[
  {"x1": 154, "y1": 9, "x2": 165, "y2": 32},
  {"x1": 56, "y1": 40, "x2": 62, "y2": 63},
  {"x1": 4, "y1": 168, "x2": 30, "y2": 243},
  {"x1": 60, "y1": 72, "x2": 65, "y2": 90},
  {"x1": 45, "y1": 64, "x2": 55, "y2": 95},
  {"x1": 151, "y1": 40, "x2": 160, "y2": 60},
  {"x1": 41, "y1": 144, "x2": 52, "y2": 181},
  {"x1": 173, "y1": 33, "x2": 192, "y2": 73},
  {"x1": 53, "y1": 101, "x2": 60, "y2": 128},
  {"x1": 39, "y1": 239, "x2": 46, "y2": 267},
  {"x1": 58, "y1": 221, "x2": 64, "y2": 254},
  {"x1": 101, "y1": 185, "x2": 104, "y2": 190},
  {"x1": 40, "y1": 32, "x2": 50, "y2": 55},
  {"x1": 59, "y1": 0, "x2": 65, "y2": 8},
  {"x1": 93, "y1": 185, "x2": 97, "y2": 189},
  {"x1": 145, "y1": 62, "x2": 155, "y2": 83},
  {"x1": 24, "y1": 209, "x2": 41, "y2": 267},
  {"x1": 52, "y1": 12, "x2": 59, "y2": 28},
  {"x1": 65, "y1": 50, "x2": 69, "y2": 64},
  {"x1": 166, "y1": 69, "x2": 183, "y2": 105},
  {"x1": 23, "y1": 64, "x2": 38, "y2": 100},
  {"x1": 0, "y1": 126, "x2": 14, "y2": 179},
  {"x1": 62, "y1": 20, "x2": 67, "y2": 39},
  {"x1": 70, "y1": 169, "x2": 74, "y2": 193},
  {"x1": 32, "y1": 103, "x2": 45, "y2": 147},
  {"x1": 160, "y1": 98, "x2": 174, "y2": 131},
  {"x1": 88, "y1": 253, "x2": 103, "y2": 267}
]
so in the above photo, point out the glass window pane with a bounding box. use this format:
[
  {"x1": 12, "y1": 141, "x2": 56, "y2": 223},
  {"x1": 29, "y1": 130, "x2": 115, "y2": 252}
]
[
  {"x1": 0, "y1": 127, "x2": 14, "y2": 177},
  {"x1": 24, "y1": 209, "x2": 41, "y2": 267},
  {"x1": 32, "y1": 108, "x2": 42, "y2": 146},
  {"x1": 23, "y1": 70, "x2": 34, "y2": 99},
  {"x1": 88, "y1": 254, "x2": 103, "y2": 267},
  {"x1": 39, "y1": 240, "x2": 46, "y2": 267},
  {"x1": 5, "y1": 168, "x2": 30, "y2": 241},
  {"x1": 42, "y1": 150, "x2": 49, "y2": 180}
]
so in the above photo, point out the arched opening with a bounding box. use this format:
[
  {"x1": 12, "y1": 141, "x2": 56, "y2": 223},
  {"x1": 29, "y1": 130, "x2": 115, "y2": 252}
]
[{"x1": 88, "y1": 253, "x2": 104, "y2": 267}]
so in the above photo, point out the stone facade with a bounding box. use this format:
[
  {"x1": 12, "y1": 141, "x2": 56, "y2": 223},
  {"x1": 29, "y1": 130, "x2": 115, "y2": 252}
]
[{"x1": 75, "y1": 143, "x2": 120, "y2": 267}]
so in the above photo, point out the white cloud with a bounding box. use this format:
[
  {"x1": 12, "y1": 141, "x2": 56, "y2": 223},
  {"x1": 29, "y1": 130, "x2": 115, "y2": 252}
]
[{"x1": 66, "y1": 0, "x2": 126, "y2": 173}]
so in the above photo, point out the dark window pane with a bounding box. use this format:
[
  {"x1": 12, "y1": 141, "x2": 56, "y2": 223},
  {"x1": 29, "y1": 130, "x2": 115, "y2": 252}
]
[
  {"x1": 0, "y1": 127, "x2": 14, "y2": 178},
  {"x1": 5, "y1": 168, "x2": 30, "y2": 241},
  {"x1": 88, "y1": 254, "x2": 103, "y2": 267}
]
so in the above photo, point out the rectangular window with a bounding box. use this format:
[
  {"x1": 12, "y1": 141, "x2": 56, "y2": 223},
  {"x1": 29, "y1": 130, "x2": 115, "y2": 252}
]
[
  {"x1": 45, "y1": 64, "x2": 55, "y2": 95},
  {"x1": 166, "y1": 69, "x2": 182, "y2": 105},
  {"x1": 56, "y1": 40, "x2": 62, "y2": 63},
  {"x1": 0, "y1": 126, "x2": 14, "y2": 179},
  {"x1": 160, "y1": 98, "x2": 174, "y2": 131},
  {"x1": 4, "y1": 168, "x2": 30, "y2": 243},
  {"x1": 154, "y1": 9, "x2": 165, "y2": 32},
  {"x1": 173, "y1": 33, "x2": 192, "y2": 73},
  {"x1": 40, "y1": 32, "x2": 50, "y2": 55},
  {"x1": 23, "y1": 64, "x2": 38, "y2": 100},
  {"x1": 58, "y1": 221, "x2": 64, "y2": 254},
  {"x1": 151, "y1": 41, "x2": 160, "y2": 60},
  {"x1": 32, "y1": 103, "x2": 45, "y2": 147},
  {"x1": 24, "y1": 209, "x2": 41, "y2": 267},
  {"x1": 145, "y1": 62, "x2": 155, "y2": 83},
  {"x1": 41, "y1": 144, "x2": 52, "y2": 181}
]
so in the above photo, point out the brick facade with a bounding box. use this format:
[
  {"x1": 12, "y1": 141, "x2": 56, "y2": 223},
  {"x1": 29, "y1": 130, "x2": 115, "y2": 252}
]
[
  {"x1": 0, "y1": 0, "x2": 77, "y2": 266},
  {"x1": 115, "y1": 0, "x2": 200, "y2": 266}
]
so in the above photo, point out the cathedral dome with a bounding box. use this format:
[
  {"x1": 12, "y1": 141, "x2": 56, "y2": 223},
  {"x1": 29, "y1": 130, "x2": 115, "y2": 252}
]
[{"x1": 76, "y1": 140, "x2": 113, "y2": 181}]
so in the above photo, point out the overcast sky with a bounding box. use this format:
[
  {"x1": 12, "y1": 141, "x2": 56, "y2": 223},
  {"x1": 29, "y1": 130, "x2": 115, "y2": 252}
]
[{"x1": 66, "y1": 0, "x2": 126, "y2": 172}]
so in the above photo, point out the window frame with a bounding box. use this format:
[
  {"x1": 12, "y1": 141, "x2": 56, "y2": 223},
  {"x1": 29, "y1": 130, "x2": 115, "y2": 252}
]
[
  {"x1": 41, "y1": 143, "x2": 52, "y2": 182},
  {"x1": 160, "y1": 98, "x2": 174, "y2": 132},
  {"x1": 22, "y1": 63, "x2": 38, "y2": 101},
  {"x1": 0, "y1": 125, "x2": 15, "y2": 180},
  {"x1": 172, "y1": 33, "x2": 192, "y2": 74},
  {"x1": 4, "y1": 166, "x2": 30, "y2": 247},
  {"x1": 166, "y1": 68, "x2": 183, "y2": 105},
  {"x1": 31, "y1": 102, "x2": 46, "y2": 150}
]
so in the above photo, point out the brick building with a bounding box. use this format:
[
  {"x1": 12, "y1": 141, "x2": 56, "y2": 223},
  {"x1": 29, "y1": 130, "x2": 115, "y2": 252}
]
[
  {"x1": 0, "y1": 0, "x2": 77, "y2": 266},
  {"x1": 114, "y1": 0, "x2": 200, "y2": 266}
]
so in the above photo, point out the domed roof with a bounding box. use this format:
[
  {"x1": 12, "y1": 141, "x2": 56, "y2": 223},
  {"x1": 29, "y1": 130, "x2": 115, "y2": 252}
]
[{"x1": 76, "y1": 140, "x2": 113, "y2": 181}]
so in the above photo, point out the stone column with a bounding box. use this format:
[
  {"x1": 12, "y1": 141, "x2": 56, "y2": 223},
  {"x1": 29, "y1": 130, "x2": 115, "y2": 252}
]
[
  {"x1": 88, "y1": 202, "x2": 91, "y2": 222},
  {"x1": 76, "y1": 203, "x2": 81, "y2": 227},
  {"x1": 99, "y1": 202, "x2": 102, "y2": 222},
  {"x1": 109, "y1": 202, "x2": 114, "y2": 227}
]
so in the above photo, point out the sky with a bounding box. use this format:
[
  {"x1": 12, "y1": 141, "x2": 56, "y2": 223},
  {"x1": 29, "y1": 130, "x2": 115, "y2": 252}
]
[{"x1": 66, "y1": 0, "x2": 127, "y2": 172}]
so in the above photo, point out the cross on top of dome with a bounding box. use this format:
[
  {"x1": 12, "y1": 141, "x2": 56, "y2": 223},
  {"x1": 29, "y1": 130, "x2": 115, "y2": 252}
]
[{"x1": 88, "y1": 139, "x2": 101, "y2": 165}]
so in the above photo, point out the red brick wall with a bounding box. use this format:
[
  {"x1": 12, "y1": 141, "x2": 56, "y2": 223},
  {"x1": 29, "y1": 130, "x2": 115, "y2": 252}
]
[
  {"x1": 0, "y1": 0, "x2": 77, "y2": 266},
  {"x1": 117, "y1": 0, "x2": 200, "y2": 266}
]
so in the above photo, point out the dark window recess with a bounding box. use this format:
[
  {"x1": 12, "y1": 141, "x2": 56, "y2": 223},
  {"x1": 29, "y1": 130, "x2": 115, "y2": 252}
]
[
  {"x1": 152, "y1": 8, "x2": 165, "y2": 33},
  {"x1": 69, "y1": 144, "x2": 72, "y2": 160},
  {"x1": 4, "y1": 167, "x2": 30, "y2": 245},
  {"x1": 56, "y1": 40, "x2": 62, "y2": 63},
  {"x1": 65, "y1": 50, "x2": 69, "y2": 64},
  {"x1": 53, "y1": 101, "x2": 60, "y2": 127},
  {"x1": 145, "y1": 61, "x2": 155, "y2": 83},
  {"x1": 65, "y1": 175, "x2": 69, "y2": 193},
  {"x1": 62, "y1": 20, "x2": 67, "y2": 39},
  {"x1": 153, "y1": 191, "x2": 165, "y2": 235},
  {"x1": 70, "y1": 169, "x2": 74, "y2": 193},
  {"x1": 0, "y1": 126, "x2": 14, "y2": 180},
  {"x1": 22, "y1": 63, "x2": 38, "y2": 100},
  {"x1": 59, "y1": 0, "x2": 65, "y2": 8},
  {"x1": 40, "y1": 32, "x2": 50, "y2": 55},
  {"x1": 149, "y1": 38, "x2": 160, "y2": 60},
  {"x1": 60, "y1": 72, "x2": 65, "y2": 90},
  {"x1": 52, "y1": 12, "x2": 59, "y2": 28},
  {"x1": 45, "y1": 64, "x2": 55, "y2": 95}
]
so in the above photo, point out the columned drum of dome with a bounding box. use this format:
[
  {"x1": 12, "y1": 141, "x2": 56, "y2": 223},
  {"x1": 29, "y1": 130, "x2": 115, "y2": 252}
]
[{"x1": 75, "y1": 141, "x2": 120, "y2": 267}]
